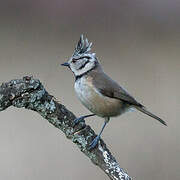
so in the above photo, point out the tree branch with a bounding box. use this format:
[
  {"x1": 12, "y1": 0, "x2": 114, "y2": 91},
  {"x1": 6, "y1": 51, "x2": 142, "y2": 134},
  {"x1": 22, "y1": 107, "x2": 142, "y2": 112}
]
[{"x1": 0, "y1": 76, "x2": 132, "y2": 180}]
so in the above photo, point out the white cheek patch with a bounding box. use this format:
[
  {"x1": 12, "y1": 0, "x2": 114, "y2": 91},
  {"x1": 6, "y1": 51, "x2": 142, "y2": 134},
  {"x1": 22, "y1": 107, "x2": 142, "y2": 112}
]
[
  {"x1": 70, "y1": 65, "x2": 76, "y2": 74},
  {"x1": 72, "y1": 61, "x2": 95, "y2": 76}
]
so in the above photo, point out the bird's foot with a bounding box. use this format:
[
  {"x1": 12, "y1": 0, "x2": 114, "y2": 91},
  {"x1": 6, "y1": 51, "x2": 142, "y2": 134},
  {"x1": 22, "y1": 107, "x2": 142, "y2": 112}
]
[
  {"x1": 73, "y1": 114, "x2": 95, "y2": 127},
  {"x1": 73, "y1": 116, "x2": 85, "y2": 127},
  {"x1": 88, "y1": 135, "x2": 100, "y2": 150}
]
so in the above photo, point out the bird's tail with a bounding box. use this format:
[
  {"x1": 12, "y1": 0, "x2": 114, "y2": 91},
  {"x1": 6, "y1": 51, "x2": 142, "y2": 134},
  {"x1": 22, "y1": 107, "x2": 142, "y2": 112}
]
[{"x1": 134, "y1": 106, "x2": 167, "y2": 126}]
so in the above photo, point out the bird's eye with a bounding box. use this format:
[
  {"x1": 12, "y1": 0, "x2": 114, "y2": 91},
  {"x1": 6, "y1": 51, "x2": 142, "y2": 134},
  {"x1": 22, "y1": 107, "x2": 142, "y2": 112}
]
[{"x1": 72, "y1": 59, "x2": 76, "y2": 63}]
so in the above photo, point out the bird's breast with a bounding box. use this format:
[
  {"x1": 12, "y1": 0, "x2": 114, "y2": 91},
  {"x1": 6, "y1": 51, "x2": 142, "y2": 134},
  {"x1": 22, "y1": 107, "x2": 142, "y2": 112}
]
[{"x1": 74, "y1": 76, "x2": 129, "y2": 117}]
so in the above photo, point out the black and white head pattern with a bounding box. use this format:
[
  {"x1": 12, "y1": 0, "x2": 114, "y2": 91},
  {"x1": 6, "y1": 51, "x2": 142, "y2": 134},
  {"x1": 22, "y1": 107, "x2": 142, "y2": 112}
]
[{"x1": 68, "y1": 35, "x2": 98, "y2": 77}]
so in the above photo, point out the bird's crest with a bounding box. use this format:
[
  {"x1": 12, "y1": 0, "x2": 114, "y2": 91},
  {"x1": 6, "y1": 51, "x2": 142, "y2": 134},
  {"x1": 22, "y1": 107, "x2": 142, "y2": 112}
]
[{"x1": 73, "y1": 35, "x2": 92, "y2": 56}]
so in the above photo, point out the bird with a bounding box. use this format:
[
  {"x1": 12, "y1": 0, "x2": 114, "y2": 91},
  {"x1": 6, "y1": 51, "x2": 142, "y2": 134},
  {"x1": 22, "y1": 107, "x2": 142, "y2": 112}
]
[{"x1": 61, "y1": 35, "x2": 167, "y2": 150}]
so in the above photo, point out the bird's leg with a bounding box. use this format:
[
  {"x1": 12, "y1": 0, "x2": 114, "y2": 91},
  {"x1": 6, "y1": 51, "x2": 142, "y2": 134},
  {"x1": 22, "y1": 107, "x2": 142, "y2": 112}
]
[
  {"x1": 88, "y1": 117, "x2": 109, "y2": 150},
  {"x1": 73, "y1": 114, "x2": 95, "y2": 126}
]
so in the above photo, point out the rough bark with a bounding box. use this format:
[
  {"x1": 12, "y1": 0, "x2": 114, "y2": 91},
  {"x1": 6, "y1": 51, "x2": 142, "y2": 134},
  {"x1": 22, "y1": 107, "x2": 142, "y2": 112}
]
[{"x1": 0, "y1": 76, "x2": 132, "y2": 180}]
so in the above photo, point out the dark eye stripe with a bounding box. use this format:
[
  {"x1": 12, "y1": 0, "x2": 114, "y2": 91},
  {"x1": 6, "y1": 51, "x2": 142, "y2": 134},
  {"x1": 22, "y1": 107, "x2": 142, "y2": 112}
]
[
  {"x1": 72, "y1": 56, "x2": 90, "y2": 63},
  {"x1": 77, "y1": 56, "x2": 90, "y2": 60},
  {"x1": 78, "y1": 60, "x2": 89, "y2": 70}
]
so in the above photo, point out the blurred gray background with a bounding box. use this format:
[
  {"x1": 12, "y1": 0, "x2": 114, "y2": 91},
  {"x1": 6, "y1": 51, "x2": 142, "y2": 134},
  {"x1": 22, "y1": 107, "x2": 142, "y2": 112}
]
[{"x1": 0, "y1": 0, "x2": 179, "y2": 179}]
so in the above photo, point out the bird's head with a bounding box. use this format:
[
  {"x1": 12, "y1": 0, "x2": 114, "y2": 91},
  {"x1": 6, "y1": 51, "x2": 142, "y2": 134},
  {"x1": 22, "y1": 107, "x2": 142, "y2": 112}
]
[{"x1": 61, "y1": 35, "x2": 98, "y2": 77}]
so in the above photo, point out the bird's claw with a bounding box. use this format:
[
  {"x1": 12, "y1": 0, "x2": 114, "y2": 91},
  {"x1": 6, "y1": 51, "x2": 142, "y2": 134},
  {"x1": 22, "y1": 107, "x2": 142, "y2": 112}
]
[
  {"x1": 73, "y1": 117, "x2": 85, "y2": 126},
  {"x1": 88, "y1": 136, "x2": 100, "y2": 150}
]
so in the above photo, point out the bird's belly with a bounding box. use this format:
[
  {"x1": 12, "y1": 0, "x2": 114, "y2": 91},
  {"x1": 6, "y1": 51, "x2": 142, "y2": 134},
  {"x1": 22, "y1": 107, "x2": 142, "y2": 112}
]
[{"x1": 75, "y1": 80, "x2": 129, "y2": 117}]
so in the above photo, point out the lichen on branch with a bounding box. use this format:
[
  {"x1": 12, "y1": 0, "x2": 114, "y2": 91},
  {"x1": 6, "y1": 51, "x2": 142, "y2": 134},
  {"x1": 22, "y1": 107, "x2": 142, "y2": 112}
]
[{"x1": 0, "y1": 76, "x2": 132, "y2": 180}]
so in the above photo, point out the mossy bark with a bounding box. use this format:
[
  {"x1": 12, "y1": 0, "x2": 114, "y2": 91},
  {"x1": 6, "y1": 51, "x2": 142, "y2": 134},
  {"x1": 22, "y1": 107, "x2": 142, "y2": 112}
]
[{"x1": 0, "y1": 76, "x2": 132, "y2": 180}]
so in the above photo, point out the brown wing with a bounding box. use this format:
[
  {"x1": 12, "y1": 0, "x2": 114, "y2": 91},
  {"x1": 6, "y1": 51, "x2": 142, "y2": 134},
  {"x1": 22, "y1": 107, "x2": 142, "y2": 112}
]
[
  {"x1": 90, "y1": 69, "x2": 143, "y2": 107},
  {"x1": 89, "y1": 67, "x2": 167, "y2": 126}
]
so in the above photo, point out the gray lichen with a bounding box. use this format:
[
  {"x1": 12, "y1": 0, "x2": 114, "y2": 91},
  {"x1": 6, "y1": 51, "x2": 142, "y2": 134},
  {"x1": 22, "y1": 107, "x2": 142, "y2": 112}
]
[{"x1": 0, "y1": 76, "x2": 132, "y2": 180}]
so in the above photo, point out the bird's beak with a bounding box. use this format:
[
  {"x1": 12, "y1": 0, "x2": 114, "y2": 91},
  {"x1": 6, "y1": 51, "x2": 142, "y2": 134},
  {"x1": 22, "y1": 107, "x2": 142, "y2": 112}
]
[{"x1": 61, "y1": 62, "x2": 70, "y2": 67}]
